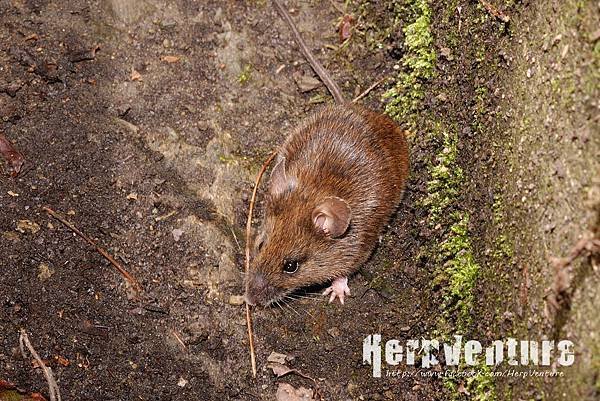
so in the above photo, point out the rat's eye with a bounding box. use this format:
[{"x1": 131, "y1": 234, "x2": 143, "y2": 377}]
[{"x1": 282, "y1": 258, "x2": 300, "y2": 274}]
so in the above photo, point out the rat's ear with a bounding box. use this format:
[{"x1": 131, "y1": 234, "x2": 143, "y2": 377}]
[
  {"x1": 312, "y1": 197, "x2": 351, "y2": 238},
  {"x1": 269, "y1": 157, "x2": 296, "y2": 196}
]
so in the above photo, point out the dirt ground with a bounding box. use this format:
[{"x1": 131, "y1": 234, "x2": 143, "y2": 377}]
[{"x1": 1, "y1": 0, "x2": 598, "y2": 400}]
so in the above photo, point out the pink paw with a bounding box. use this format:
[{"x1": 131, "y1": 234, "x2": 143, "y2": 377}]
[{"x1": 323, "y1": 277, "x2": 350, "y2": 304}]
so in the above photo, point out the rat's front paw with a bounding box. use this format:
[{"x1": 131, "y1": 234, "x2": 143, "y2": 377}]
[{"x1": 323, "y1": 277, "x2": 350, "y2": 305}]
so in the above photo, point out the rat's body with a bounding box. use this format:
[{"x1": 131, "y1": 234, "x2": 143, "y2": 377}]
[{"x1": 244, "y1": 1, "x2": 409, "y2": 306}]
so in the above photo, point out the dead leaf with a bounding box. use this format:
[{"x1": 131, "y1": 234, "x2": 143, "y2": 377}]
[
  {"x1": 338, "y1": 15, "x2": 354, "y2": 43},
  {"x1": 161, "y1": 55, "x2": 181, "y2": 63},
  {"x1": 55, "y1": 355, "x2": 70, "y2": 367},
  {"x1": 292, "y1": 71, "x2": 322, "y2": 93},
  {"x1": 268, "y1": 362, "x2": 293, "y2": 377},
  {"x1": 440, "y1": 47, "x2": 454, "y2": 61},
  {"x1": 457, "y1": 382, "x2": 469, "y2": 395},
  {"x1": 16, "y1": 220, "x2": 40, "y2": 234},
  {"x1": 37, "y1": 263, "x2": 54, "y2": 281},
  {"x1": 2, "y1": 231, "x2": 20, "y2": 242},
  {"x1": 0, "y1": 133, "x2": 24, "y2": 177},
  {"x1": 228, "y1": 295, "x2": 244, "y2": 305},
  {"x1": 0, "y1": 380, "x2": 47, "y2": 401},
  {"x1": 172, "y1": 228, "x2": 184, "y2": 242},
  {"x1": 30, "y1": 359, "x2": 51, "y2": 369},
  {"x1": 69, "y1": 44, "x2": 100, "y2": 63},
  {"x1": 327, "y1": 327, "x2": 340, "y2": 337},
  {"x1": 276, "y1": 383, "x2": 314, "y2": 401},
  {"x1": 267, "y1": 351, "x2": 288, "y2": 364},
  {"x1": 131, "y1": 68, "x2": 142, "y2": 81}
]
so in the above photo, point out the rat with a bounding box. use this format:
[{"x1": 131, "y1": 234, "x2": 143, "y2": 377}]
[{"x1": 244, "y1": 0, "x2": 409, "y2": 306}]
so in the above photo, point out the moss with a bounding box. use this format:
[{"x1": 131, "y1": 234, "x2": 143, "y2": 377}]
[
  {"x1": 421, "y1": 125, "x2": 482, "y2": 331},
  {"x1": 238, "y1": 64, "x2": 252, "y2": 85},
  {"x1": 383, "y1": 0, "x2": 436, "y2": 126},
  {"x1": 444, "y1": 364, "x2": 497, "y2": 401},
  {"x1": 467, "y1": 365, "x2": 497, "y2": 401},
  {"x1": 443, "y1": 375, "x2": 458, "y2": 396},
  {"x1": 419, "y1": 106, "x2": 495, "y2": 401},
  {"x1": 439, "y1": 212, "x2": 480, "y2": 328},
  {"x1": 492, "y1": 195, "x2": 503, "y2": 224},
  {"x1": 423, "y1": 127, "x2": 464, "y2": 224},
  {"x1": 493, "y1": 234, "x2": 514, "y2": 259}
]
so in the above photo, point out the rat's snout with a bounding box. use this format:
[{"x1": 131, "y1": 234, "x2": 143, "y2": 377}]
[{"x1": 245, "y1": 272, "x2": 277, "y2": 306}]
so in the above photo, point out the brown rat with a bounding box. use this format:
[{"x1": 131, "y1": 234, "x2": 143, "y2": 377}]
[{"x1": 244, "y1": 1, "x2": 409, "y2": 306}]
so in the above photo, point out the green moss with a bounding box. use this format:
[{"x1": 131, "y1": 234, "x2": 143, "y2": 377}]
[
  {"x1": 443, "y1": 375, "x2": 458, "y2": 396},
  {"x1": 493, "y1": 234, "x2": 514, "y2": 258},
  {"x1": 419, "y1": 123, "x2": 480, "y2": 330},
  {"x1": 467, "y1": 365, "x2": 497, "y2": 401},
  {"x1": 423, "y1": 128, "x2": 464, "y2": 224},
  {"x1": 383, "y1": 0, "x2": 436, "y2": 126},
  {"x1": 492, "y1": 195, "x2": 503, "y2": 224},
  {"x1": 439, "y1": 212, "x2": 480, "y2": 328},
  {"x1": 444, "y1": 364, "x2": 497, "y2": 401},
  {"x1": 421, "y1": 124, "x2": 494, "y2": 399},
  {"x1": 238, "y1": 64, "x2": 252, "y2": 85},
  {"x1": 420, "y1": 125, "x2": 482, "y2": 332}
]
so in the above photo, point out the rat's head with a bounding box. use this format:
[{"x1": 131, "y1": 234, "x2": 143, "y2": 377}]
[{"x1": 244, "y1": 157, "x2": 352, "y2": 306}]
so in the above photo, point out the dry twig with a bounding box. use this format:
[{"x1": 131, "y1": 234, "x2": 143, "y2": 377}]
[
  {"x1": 19, "y1": 329, "x2": 62, "y2": 401},
  {"x1": 42, "y1": 206, "x2": 143, "y2": 295},
  {"x1": 352, "y1": 77, "x2": 387, "y2": 103},
  {"x1": 245, "y1": 151, "x2": 277, "y2": 378},
  {"x1": 170, "y1": 329, "x2": 187, "y2": 351},
  {"x1": 549, "y1": 236, "x2": 600, "y2": 271},
  {"x1": 545, "y1": 234, "x2": 600, "y2": 319}
]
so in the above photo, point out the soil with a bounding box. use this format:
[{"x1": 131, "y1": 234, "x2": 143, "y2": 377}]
[{"x1": 0, "y1": 1, "x2": 598, "y2": 401}]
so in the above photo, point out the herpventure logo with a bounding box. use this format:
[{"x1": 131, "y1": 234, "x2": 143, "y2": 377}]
[{"x1": 363, "y1": 335, "x2": 575, "y2": 378}]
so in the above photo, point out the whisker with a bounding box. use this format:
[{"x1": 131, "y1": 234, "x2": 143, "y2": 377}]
[
  {"x1": 287, "y1": 304, "x2": 302, "y2": 317},
  {"x1": 274, "y1": 299, "x2": 285, "y2": 315},
  {"x1": 283, "y1": 296, "x2": 315, "y2": 319},
  {"x1": 281, "y1": 298, "x2": 302, "y2": 317},
  {"x1": 290, "y1": 292, "x2": 324, "y2": 301},
  {"x1": 298, "y1": 291, "x2": 325, "y2": 297}
]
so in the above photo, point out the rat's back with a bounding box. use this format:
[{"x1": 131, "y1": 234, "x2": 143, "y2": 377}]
[{"x1": 280, "y1": 104, "x2": 409, "y2": 216}]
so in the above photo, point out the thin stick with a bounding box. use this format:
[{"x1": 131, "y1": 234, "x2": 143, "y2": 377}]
[
  {"x1": 19, "y1": 329, "x2": 62, "y2": 401},
  {"x1": 245, "y1": 150, "x2": 278, "y2": 378},
  {"x1": 352, "y1": 77, "x2": 387, "y2": 103},
  {"x1": 550, "y1": 235, "x2": 600, "y2": 271},
  {"x1": 42, "y1": 206, "x2": 143, "y2": 295},
  {"x1": 171, "y1": 329, "x2": 187, "y2": 351},
  {"x1": 273, "y1": 0, "x2": 345, "y2": 103}
]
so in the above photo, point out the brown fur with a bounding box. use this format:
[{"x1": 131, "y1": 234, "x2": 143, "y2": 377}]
[{"x1": 245, "y1": 104, "x2": 409, "y2": 305}]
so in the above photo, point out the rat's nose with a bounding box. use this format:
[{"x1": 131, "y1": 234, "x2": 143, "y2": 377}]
[
  {"x1": 243, "y1": 294, "x2": 256, "y2": 306},
  {"x1": 245, "y1": 272, "x2": 269, "y2": 306}
]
